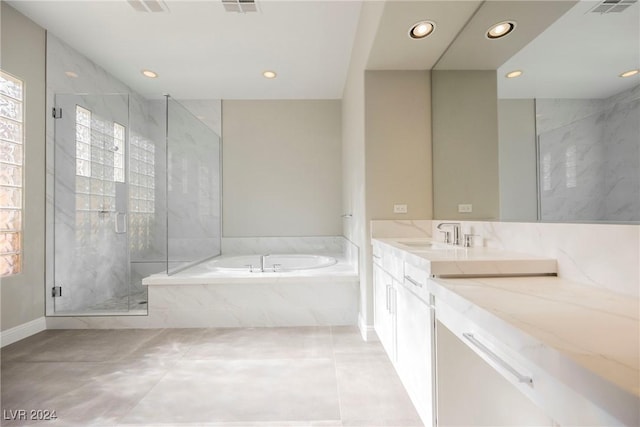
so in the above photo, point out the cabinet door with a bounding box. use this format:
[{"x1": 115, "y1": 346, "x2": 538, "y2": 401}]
[
  {"x1": 373, "y1": 263, "x2": 395, "y2": 361},
  {"x1": 396, "y1": 284, "x2": 434, "y2": 426}
]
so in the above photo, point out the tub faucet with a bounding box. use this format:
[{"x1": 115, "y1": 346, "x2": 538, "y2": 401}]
[
  {"x1": 437, "y1": 222, "x2": 461, "y2": 246},
  {"x1": 260, "y1": 254, "x2": 269, "y2": 272}
]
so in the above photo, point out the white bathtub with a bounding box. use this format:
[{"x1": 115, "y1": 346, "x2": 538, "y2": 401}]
[
  {"x1": 141, "y1": 251, "x2": 359, "y2": 327},
  {"x1": 207, "y1": 254, "x2": 338, "y2": 272}
]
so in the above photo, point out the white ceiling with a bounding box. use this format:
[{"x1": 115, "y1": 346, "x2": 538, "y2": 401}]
[
  {"x1": 7, "y1": 0, "x2": 639, "y2": 101},
  {"x1": 366, "y1": 0, "x2": 482, "y2": 70},
  {"x1": 498, "y1": 0, "x2": 640, "y2": 99},
  {"x1": 8, "y1": 0, "x2": 363, "y2": 100}
]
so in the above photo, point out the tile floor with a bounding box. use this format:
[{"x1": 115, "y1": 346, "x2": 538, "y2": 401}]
[{"x1": 1, "y1": 326, "x2": 423, "y2": 427}]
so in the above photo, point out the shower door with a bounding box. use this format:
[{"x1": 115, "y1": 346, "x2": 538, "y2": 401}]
[{"x1": 52, "y1": 94, "x2": 133, "y2": 314}]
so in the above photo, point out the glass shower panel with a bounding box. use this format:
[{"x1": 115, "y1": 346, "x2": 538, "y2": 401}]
[
  {"x1": 166, "y1": 98, "x2": 221, "y2": 273},
  {"x1": 52, "y1": 94, "x2": 142, "y2": 314}
]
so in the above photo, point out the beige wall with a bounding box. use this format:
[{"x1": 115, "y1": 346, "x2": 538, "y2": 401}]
[
  {"x1": 498, "y1": 99, "x2": 538, "y2": 221},
  {"x1": 365, "y1": 70, "x2": 432, "y2": 220},
  {"x1": 341, "y1": 1, "x2": 385, "y2": 334},
  {"x1": 222, "y1": 100, "x2": 342, "y2": 237},
  {"x1": 432, "y1": 70, "x2": 499, "y2": 220},
  {"x1": 1, "y1": 3, "x2": 47, "y2": 331}
]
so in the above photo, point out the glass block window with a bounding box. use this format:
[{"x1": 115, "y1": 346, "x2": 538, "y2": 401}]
[
  {"x1": 76, "y1": 106, "x2": 91, "y2": 177},
  {"x1": 113, "y1": 123, "x2": 125, "y2": 183},
  {"x1": 129, "y1": 134, "x2": 155, "y2": 253},
  {"x1": 74, "y1": 105, "x2": 125, "y2": 247},
  {"x1": 0, "y1": 70, "x2": 24, "y2": 277}
]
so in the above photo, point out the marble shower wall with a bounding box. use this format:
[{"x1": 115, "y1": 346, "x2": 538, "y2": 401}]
[
  {"x1": 536, "y1": 85, "x2": 640, "y2": 222},
  {"x1": 46, "y1": 34, "x2": 162, "y2": 312},
  {"x1": 45, "y1": 35, "x2": 222, "y2": 311}
]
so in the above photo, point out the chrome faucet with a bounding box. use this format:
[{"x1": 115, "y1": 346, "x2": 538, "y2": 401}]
[
  {"x1": 260, "y1": 254, "x2": 269, "y2": 272},
  {"x1": 437, "y1": 222, "x2": 461, "y2": 246}
]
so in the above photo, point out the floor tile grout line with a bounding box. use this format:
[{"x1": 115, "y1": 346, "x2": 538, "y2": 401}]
[{"x1": 113, "y1": 357, "x2": 180, "y2": 424}]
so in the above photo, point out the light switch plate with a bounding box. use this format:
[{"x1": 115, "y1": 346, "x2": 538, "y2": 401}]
[
  {"x1": 394, "y1": 204, "x2": 408, "y2": 214},
  {"x1": 458, "y1": 204, "x2": 472, "y2": 213}
]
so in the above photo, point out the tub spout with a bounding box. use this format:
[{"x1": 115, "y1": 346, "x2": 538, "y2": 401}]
[{"x1": 260, "y1": 254, "x2": 270, "y2": 272}]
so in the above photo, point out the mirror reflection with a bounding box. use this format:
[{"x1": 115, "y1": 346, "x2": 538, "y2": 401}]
[{"x1": 435, "y1": 0, "x2": 640, "y2": 223}]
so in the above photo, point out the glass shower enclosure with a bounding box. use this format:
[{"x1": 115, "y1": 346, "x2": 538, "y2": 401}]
[{"x1": 50, "y1": 94, "x2": 221, "y2": 315}]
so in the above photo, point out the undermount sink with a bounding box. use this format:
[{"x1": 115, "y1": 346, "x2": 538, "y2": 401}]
[{"x1": 399, "y1": 241, "x2": 450, "y2": 250}]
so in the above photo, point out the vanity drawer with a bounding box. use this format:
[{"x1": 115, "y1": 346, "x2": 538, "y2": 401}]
[
  {"x1": 436, "y1": 299, "x2": 624, "y2": 427},
  {"x1": 372, "y1": 245, "x2": 404, "y2": 281},
  {"x1": 382, "y1": 252, "x2": 404, "y2": 282}
]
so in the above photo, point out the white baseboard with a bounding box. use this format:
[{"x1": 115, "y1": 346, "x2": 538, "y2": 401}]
[
  {"x1": 358, "y1": 312, "x2": 378, "y2": 342},
  {"x1": 1, "y1": 317, "x2": 47, "y2": 348}
]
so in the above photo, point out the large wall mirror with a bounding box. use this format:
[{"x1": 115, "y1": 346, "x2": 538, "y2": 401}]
[{"x1": 432, "y1": 0, "x2": 639, "y2": 224}]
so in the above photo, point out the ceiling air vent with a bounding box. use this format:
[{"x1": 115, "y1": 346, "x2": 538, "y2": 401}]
[
  {"x1": 127, "y1": 0, "x2": 169, "y2": 13},
  {"x1": 589, "y1": 0, "x2": 637, "y2": 14},
  {"x1": 222, "y1": 0, "x2": 258, "y2": 13}
]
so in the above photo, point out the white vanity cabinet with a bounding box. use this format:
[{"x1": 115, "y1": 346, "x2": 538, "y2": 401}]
[
  {"x1": 373, "y1": 247, "x2": 436, "y2": 426},
  {"x1": 395, "y1": 280, "x2": 435, "y2": 426},
  {"x1": 372, "y1": 260, "x2": 396, "y2": 361},
  {"x1": 371, "y1": 238, "x2": 638, "y2": 427}
]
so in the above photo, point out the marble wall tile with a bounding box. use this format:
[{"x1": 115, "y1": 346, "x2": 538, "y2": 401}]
[
  {"x1": 430, "y1": 220, "x2": 639, "y2": 297},
  {"x1": 176, "y1": 99, "x2": 222, "y2": 136},
  {"x1": 536, "y1": 86, "x2": 639, "y2": 222},
  {"x1": 221, "y1": 236, "x2": 348, "y2": 255}
]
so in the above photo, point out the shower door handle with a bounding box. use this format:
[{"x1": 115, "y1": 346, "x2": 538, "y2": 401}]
[{"x1": 115, "y1": 212, "x2": 127, "y2": 234}]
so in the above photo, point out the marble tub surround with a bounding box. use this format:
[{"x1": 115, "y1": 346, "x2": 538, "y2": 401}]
[
  {"x1": 430, "y1": 275, "x2": 639, "y2": 426},
  {"x1": 373, "y1": 238, "x2": 557, "y2": 277},
  {"x1": 140, "y1": 249, "x2": 359, "y2": 327}
]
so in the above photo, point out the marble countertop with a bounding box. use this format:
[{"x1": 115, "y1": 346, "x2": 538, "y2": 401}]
[
  {"x1": 432, "y1": 276, "x2": 639, "y2": 398},
  {"x1": 372, "y1": 237, "x2": 638, "y2": 424},
  {"x1": 373, "y1": 237, "x2": 557, "y2": 277}
]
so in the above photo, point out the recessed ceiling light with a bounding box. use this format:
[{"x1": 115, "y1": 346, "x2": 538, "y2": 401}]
[
  {"x1": 141, "y1": 69, "x2": 158, "y2": 78},
  {"x1": 506, "y1": 70, "x2": 523, "y2": 79},
  {"x1": 65, "y1": 71, "x2": 79, "y2": 78},
  {"x1": 409, "y1": 20, "x2": 436, "y2": 39},
  {"x1": 263, "y1": 70, "x2": 277, "y2": 79},
  {"x1": 486, "y1": 21, "x2": 516, "y2": 39},
  {"x1": 619, "y1": 69, "x2": 639, "y2": 78}
]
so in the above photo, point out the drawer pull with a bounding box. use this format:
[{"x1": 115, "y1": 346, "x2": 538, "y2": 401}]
[
  {"x1": 386, "y1": 285, "x2": 391, "y2": 311},
  {"x1": 373, "y1": 254, "x2": 381, "y2": 259},
  {"x1": 404, "y1": 275, "x2": 423, "y2": 288},
  {"x1": 463, "y1": 333, "x2": 533, "y2": 386}
]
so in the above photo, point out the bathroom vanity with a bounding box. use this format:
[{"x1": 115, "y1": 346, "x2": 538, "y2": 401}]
[{"x1": 371, "y1": 237, "x2": 639, "y2": 427}]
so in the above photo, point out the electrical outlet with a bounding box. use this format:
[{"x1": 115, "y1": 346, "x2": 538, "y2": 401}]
[
  {"x1": 394, "y1": 204, "x2": 408, "y2": 214},
  {"x1": 458, "y1": 204, "x2": 473, "y2": 213}
]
